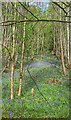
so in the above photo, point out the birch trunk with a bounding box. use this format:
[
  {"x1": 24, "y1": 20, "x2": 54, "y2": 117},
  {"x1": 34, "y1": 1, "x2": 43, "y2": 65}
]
[
  {"x1": 10, "y1": 3, "x2": 16, "y2": 99},
  {"x1": 11, "y1": 26, "x2": 15, "y2": 99},
  {"x1": 60, "y1": 7, "x2": 66, "y2": 75},
  {"x1": 18, "y1": 18, "x2": 26, "y2": 96},
  {"x1": 66, "y1": 7, "x2": 70, "y2": 65},
  {"x1": 69, "y1": 5, "x2": 71, "y2": 66}
]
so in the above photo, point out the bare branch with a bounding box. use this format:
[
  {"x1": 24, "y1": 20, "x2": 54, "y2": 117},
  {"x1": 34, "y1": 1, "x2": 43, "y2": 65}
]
[
  {"x1": 53, "y1": 2, "x2": 67, "y2": 15},
  {"x1": 0, "y1": 19, "x2": 71, "y2": 26},
  {"x1": 18, "y1": 1, "x2": 39, "y2": 20},
  {"x1": 62, "y1": 2, "x2": 69, "y2": 7},
  {"x1": 11, "y1": 2, "x2": 25, "y2": 18}
]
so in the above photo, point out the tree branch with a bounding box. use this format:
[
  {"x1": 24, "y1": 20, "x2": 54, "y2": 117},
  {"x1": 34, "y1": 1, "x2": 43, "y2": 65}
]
[
  {"x1": 0, "y1": 19, "x2": 71, "y2": 26},
  {"x1": 18, "y1": 1, "x2": 39, "y2": 20},
  {"x1": 62, "y1": 2, "x2": 69, "y2": 7},
  {"x1": 53, "y1": 2, "x2": 67, "y2": 15},
  {"x1": 11, "y1": 2, "x2": 26, "y2": 18}
]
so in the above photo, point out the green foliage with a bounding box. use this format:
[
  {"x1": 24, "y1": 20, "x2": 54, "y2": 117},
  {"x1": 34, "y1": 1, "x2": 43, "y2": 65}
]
[
  {"x1": 2, "y1": 56, "x2": 69, "y2": 118},
  {"x1": 2, "y1": 2, "x2": 70, "y2": 119}
]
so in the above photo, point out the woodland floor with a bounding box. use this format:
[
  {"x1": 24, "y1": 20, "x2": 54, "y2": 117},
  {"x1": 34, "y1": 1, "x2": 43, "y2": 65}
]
[{"x1": 2, "y1": 55, "x2": 70, "y2": 118}]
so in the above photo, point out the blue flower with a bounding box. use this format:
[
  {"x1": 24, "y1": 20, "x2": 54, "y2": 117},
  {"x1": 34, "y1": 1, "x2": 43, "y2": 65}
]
[
  {"x1": 18, "y1": 101, "x2": 22, "y2": 105},
  {"x1": 9, "y1": 111, "x2": 13, "y2": 118},
  {"x1": 40, "y1": 103, "x2": 44, "y2": 106},
  {"x1": 2, "y1": 100, "x2": 4, "y2": 103},
  {"x1": 47, "y1": 104, "x2": 50, "y2": 107},
  {"x1": 61, "y1": 94, "x2": 64, "y2": 97},
  {"x1": 0, "y1": 110, "x2": 2, "y2": 116},
  {"x1": 29, "y1": 100, "x2": 32, "y2": 103}
]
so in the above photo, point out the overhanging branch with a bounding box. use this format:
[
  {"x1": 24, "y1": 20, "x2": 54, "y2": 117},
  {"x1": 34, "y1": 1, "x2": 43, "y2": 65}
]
[
  {"x1": 11, "y1": 2, "x2": 25, "y2": 18},
  {"x1": 0, "y1": 19, "x2": 71, "y2": 26},
  {"x1": 53, "y1": 2, "x2": 67, "y2": 15},
  {"x1": 18, "y1": 1, "x2": 39, "y2": 20}
]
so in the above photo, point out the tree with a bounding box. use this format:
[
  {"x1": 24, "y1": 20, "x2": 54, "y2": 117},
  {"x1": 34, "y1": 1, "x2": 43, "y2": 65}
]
[
  {"x1": 10, "y1": 3, "x2": 16, "y2": 99},
  {"x1": 18, "y1": 18, "x2": 26, "y2": 96},
  {"x1": 59, "y1": 4, "x2": 66, "y2": 75}
]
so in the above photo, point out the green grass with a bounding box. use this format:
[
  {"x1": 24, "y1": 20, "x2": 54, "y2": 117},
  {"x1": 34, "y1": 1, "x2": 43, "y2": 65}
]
[{"x1": 2, "y1": 56, "x2": 70, "y2": 118}]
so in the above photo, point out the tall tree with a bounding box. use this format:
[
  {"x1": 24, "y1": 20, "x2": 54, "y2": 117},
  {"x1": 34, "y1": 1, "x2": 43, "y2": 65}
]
[
  {"x1": 10, "y1": 3, "x2": 16, "y2": 99},
  {"x1": 18, "y1": 17, "x2": 26, "y2": 96},
  {"x1": 69, "y1": 3, "x2": 71, "y2": 66},
  {"x1": 59, "y1": 4, "x2": 66, "y2": 75}
]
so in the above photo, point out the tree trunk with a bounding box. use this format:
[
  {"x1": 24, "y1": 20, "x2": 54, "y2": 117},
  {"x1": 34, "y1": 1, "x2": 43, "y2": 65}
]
[
  {"x1": 2, "y1": 3, "x2": 8, "y2": 70},
  {"x1": 53, "y1": 26, "x2": 56, "y2": 52},
  {"x1": 69, "y1": 4, "x2": 71, "y2": 66},
  {"x1": 66, "y1": 7, "x2": 70, "y2": 65},
  {"x1": 60, "y1": 7, "x2": 66, "y2": 75},
  {"x1": 11, "y1": 26, "x2": 15, "y2": 99},
  {"x1": 40, "y1": 33, "x2": 44, "y2": 59},
  {"x1": 10, "y1": 3, "x2": 16, "y2": 99},
  {"x1": 37, "y1": 27, "x2": 39, "y2": 56},
  {"x1": 18, "y1": 18, "x2": 26, "y2": 96}
]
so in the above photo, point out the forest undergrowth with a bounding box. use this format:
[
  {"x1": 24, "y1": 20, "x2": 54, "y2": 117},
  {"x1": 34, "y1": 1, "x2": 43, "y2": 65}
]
[{"x1": 2, "y1": 55, "x2": 70, "y2": 118}]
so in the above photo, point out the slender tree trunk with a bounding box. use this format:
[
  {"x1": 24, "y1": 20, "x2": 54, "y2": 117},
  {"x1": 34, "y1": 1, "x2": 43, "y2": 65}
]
[
  {"x1": 67, "y1": 21, "x2": 70, "y2": 65},
  {"x1": 11, "y1": 26, "x2": 15, "y2": 99},
  {"x1": 55, "y1": 25, "x2": 60, "y2": 59},
  {"x1": 60, "y1": 29, "x2": 66, "y2": 75},
  {"x1": 63, "y1": 33, "x2": 67, "y2": 63},
  {"x1": 69, "y1": 4, "x2": 71, "y2": 66},
  {"x1": 60, "y1": 8, "x2": 66, "y2": 75},
  {"x1": 2, "y1": 3, "x2": 8, "y2": 69},
  {"x1": 53, "y1": 26, "x2": 56, "y2": 52},
  {"x1": 31, "y1": 38, "x2": 34, "y2": 60},
  {"x1": 37, "y1": 28, "x2": 39, "y2": 56},
  {"x1": 40, "y1": 33, "x2": 44, "y2": 59},
  {"x1": 0, "y1": 2, "x2": 2, "y2": 119},
  {"x1": 30, "y1": 24, "x2": 35, "y2": 60},
  {"x1": 10, "y1": 3, "x2": 16, "y2": 99},
  {"x1": 66, "y1": 7, "x2": 70, "y2": 65},
  {"x1": 18, "y1": 18, "x2": 26, "y2": 96},
  {"x1": 2, "y1": 16, "x2": 6, "y2": 69},
  {"x1": 62, "y1": 16, "x2": 67, "y2": 64},
  {"x1": 52, "y1": 24, "x2": 56, "y2": 55}
]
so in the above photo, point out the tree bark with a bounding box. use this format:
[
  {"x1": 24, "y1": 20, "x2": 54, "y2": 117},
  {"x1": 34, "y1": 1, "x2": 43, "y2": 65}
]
[
  {"x1": 60, "y1": 7, "x2": 66, "y2": 75},
  {"x1": 10, "y1": 3, "x2": 16, "y2": 99},
  {"x1": 66, "y1": 7, "x2": 70, "y2": 65},
  {"x1": 18, "y1": 18, "x2": 26, "y2": 96},
  {"x1": 11, "y1": 26, "x2": 15, "y2": 99},
  {"x1": 69, "y1": 4, "x2": 71, "y2": 66}
]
